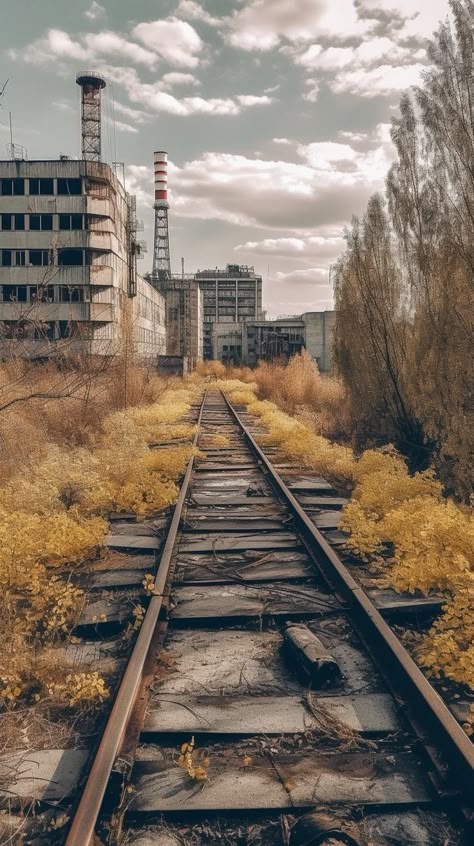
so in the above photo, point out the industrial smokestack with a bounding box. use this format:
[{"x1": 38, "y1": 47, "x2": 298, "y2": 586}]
[
  {"x1": 154, "y1": 151, "x2": 169, "y2": 205},
  {"x1": 75, "y1": 71, "x2": 106, "y2": 162},
  {"x1": 152, "y1": 150, "x2": 171, "y2": 282}
]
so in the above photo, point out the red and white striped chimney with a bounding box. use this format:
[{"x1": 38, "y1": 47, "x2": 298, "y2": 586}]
[{"x1": 154, "y1": 150, "x2": 168, "y2": 204}]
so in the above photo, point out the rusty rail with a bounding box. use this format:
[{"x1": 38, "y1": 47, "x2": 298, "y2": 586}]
[
  {"x1": 65, "y1": 392, "x2": 207, "y2": 846},
  {"x1": 222, "y1": 390, "x2": 474, "y2": 800}
]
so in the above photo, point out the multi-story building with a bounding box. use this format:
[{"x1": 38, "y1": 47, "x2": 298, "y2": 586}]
[
  {"x1": 195, "y1": 264, "x2": 263, "y2": 360},
  {"x1": 0, "y1": 158, "x2": 166, "y2": 358}
]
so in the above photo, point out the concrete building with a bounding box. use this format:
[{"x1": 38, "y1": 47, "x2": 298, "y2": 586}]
[
  {"x1": 212, "y1": 310, "x2": 335, "y2": 372},
  {"x1": 159, "y1": 276, "x2": 203, "y2": 367},
  {"x1": 195, "y1": 264, "x2": 263, "y2": 360},
  {"x1": 0, "y1": 159, "x2": 166, "y2": 358}
]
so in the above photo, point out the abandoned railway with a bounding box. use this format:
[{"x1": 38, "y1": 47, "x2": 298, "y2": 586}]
[{"x1": 4, "y1": 390, "x2": 473, "y2": 846}]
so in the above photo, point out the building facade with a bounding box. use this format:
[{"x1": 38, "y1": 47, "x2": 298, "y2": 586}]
[
  {"x1": 211, "y1": 311, "x2": 335, "y2": 372},
  {"x1": 0, "y1": 159, "x2": 166, "y2": 358},
  {"x1": 195, "y1": 265, "x2": 263, "y2": 360}
]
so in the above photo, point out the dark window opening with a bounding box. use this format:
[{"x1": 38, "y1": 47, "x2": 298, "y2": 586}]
[
  {"x1": 59, "y1": 214, "x2": 83, "y2": 230},
  {"x1": 30, "y1": 250, "x2": 50, "y2": 267},
  {"x1": 0, "y1": 178, "x2": 24, "y2": 196},
  {"x1": 59, "y1": 285, "x2": 83, "y2": 302},
  {"x1": 29, "y1": 214, "x2": 53, "y2": 231},
  {"x1": 29, "y1": 178, "x2": 54, "y2": 196},
  {"x1": 14, "y1": 214, "x2": 25, "y2": 231},
  {"x1": 58, "y1": 248, "x2": 83, "y2": 266},
  {"x1": 1, "y1": 214, "x2": 12, "y2": 231},
  {"x1": 1, "y1": 250, "x2": 12, "y2": 267},
  {"x1": 57, "y1": 178, "x2": 82, "y2": 196},
  {"x1": 15, "y1": 251, "x2": 26, "y2": 267}
]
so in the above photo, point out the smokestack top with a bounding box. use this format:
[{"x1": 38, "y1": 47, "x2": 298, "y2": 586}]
[{"x1": 154, "y1": 151, "x2": 168, "y2": 204}]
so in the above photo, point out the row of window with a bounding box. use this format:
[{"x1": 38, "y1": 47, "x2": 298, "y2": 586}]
[
  {"x1": 0, "y1": 213, "x2": 85, "y2": 232},
  {"x1": 0, "y1": 177, "x2": 82, "y2": 197},
  {"x1": 0, "y1": 284, "x2": 87, "y2": 303},
  {"x1": 1, "y1": 320, "x2": 91, "y2": 340},
  {"x1": 1, "y1": 248, "x2": 95, "y2": 267}
]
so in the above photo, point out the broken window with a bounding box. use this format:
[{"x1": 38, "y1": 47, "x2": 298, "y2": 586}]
[
  {"x1": 59, "y1": 214, "x2": 83, "y2": 230},
  {"x1": 57, "y1": 178, "x2": 82, "y2": 195},
  {"x1": 58, "y1": 248, "x2": 83, "y2": 266},
  {"x1": 29, "y1": 214, "x2": 53, "y2": 231},
  {"x1": 0, "y1": 178, "x2": 24, "y2": 196},
  {"x1": 29, "y1": 178, "x2": 54, "y2": 196}
]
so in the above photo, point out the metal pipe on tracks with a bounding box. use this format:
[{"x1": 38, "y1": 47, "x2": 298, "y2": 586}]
[
  {"x1": 65, "y1": 392, "x2": 207, "y2": 846},
  {"x1": 222, "y1": 390, "x2": 474, "y2": 801}
]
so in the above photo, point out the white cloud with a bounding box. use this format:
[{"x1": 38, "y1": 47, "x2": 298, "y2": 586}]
[
  {"x1": 357, "y1": 0, "x2": 449, "y2": 42},
  {"x1": 235, "y1": 235, "x2": 344, "y2": 259},
  {"x1": 273, "y1": 138, "x2": 295, "y2": 145},
  {"x1": 176, "y1": 1, "x2": 222, "y2": 27},
  {"x1": 113, "y1": 101, "x2": 148, "y2": 122},
  {"x1": 84, "y1": 1, "x2": 105, "y2": 21},
  {"x1": 102, "y1": 66, "x2": 273, "y2": 117},
  {"x1": 132, "y1": 18, "x2": 203, "y2": 68},
  {"x1": 303, "y1": 79, "x2": 321, "y2": 102},
  {"x1": 236, "y1": 94, "x2": 273, "y2": 106},
  {"x1": 331, "y1": 62, "x2": 425, "y2": 96},
  {"x1": 161, "y1": 72, "x2": 200, "y2": 88},
  {"x1": 20, "y1": 27, "x2": 157, "y2": 67},
  {"x1": 227, "y1": 0, "x2": 372, "y2": 52}
]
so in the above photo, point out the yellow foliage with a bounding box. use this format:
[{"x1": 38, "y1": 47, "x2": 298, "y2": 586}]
[
  {"x1": 218, "y1": 377, "x2": 474, "y2": 698},
  {"x1": 206, "y1": 434, "x2": 231, "y2": 447},
  {"x1": 0, "y1": 380, "x2": 201, "y2": 710},
  {"x1": 46, "y1": 671, "x2": 109, "y2": 707},
  {"x1": 177, "y1": 736, "x2": 209, "y2": 781}
]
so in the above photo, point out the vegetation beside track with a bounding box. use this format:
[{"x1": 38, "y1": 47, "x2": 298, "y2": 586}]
[
  {"x1": 215, "y1": 372, "x2": 474, "y2": 720},
  {"x1": 0, "y1": 368, "x2": 201, "y2": 712}
]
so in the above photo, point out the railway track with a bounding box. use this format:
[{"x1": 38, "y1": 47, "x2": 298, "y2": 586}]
[{"x1": 8, "y1": 389, "x2": 473, "y2": 846}]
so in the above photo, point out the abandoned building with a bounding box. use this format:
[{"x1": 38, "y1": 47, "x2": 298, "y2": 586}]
[
  {"x1": 212, "y1": 310, "x2": 335, "y2": 372},
  {"x1": 0, "y1": 159, "x2": 166, "y2": 357}
]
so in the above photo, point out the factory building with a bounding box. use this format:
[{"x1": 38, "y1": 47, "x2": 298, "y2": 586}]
[
  {"x1": 195, "y1": 264, "x2": 263, "y2": 360},
  {"x1": 212, "y1": 310, "x2": 335, "y2": 372}
]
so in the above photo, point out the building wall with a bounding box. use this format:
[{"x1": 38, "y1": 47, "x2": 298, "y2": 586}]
[
  {"x1": 160, "y1": 277, "x2": 202, "y2": 367},
  {"x1": 301, "y1": 311, "x2": 335, "y2": 372},
  {"x1": 196, "y1": 266, "x2": 263, "y2": 360},
  {"x1": 0, "y1": 159, "x2": 166, "y2": 359}
]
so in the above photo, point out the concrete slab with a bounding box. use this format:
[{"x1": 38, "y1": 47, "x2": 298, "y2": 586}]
[
  {"x1": 77, "y1": 595, "x2": 141, "y2": 627},
  {"x1": 173, "y1": 551, "x2": 314, "y2": 584},
  {"x1": 106, "y1": 534, "x2": 161, "y2": 552},
  {"x1": 91, "y1": 568, "x2": 149, "y2": 590},
  {"x1": 312, "y1": 511, "x2": 342, "y2": 529},
  {"x1": 370, "y1": 588, "x2": 445, "y2": 618},
  {"x1": 182, "y1": 518, "x2": 288, "y2": 533},
  {"x1": 143, "y1": 693, "x2": 400, "y2": 736},
  {"x1": 157, "y1": 628, "x2": 380, "y2": 697},
  {"x1": 106, "y1": 523, "x2": 158, "y2": 537},
  {"x1": 130, "y1": 751, "x2": 430, "y2": 813},
  {"x1": 170, "y1": 583, "x2": 338, "y2": 623},
  {"x1": 191, "y1": 494, "x2": 276, "y2": 506},
  {"x1": 0, "y1": 749, "x2": 88, "y2": 802},
  {"x1": 178, "y1": 532, "x2": 302, "y2": 554}
]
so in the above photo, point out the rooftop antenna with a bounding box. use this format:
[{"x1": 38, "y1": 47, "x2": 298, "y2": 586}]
[
  {"x1": 181, "y1": 256, "x2": 185, "y2": 279},
  {"x1": 75, "y1": 71, "x2": 106, "y2": 161}
]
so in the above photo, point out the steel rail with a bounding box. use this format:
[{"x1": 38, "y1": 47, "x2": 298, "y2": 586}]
[
  {"x1": 65, "y1": 391, "x2": 207, "y2": 846},
  {"x1": 222, "y1": 390, "x2": 474, "y2": 801}
]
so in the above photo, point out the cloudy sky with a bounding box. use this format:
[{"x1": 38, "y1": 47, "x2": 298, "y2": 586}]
[{"x1": 1, "y1": 0, "x2": 449, "y2": 316}]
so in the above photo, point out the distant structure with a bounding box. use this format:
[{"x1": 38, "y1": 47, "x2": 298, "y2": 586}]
[
  {"x1": 75, "y1": 71, "x2": 106, "y2": 162},
  {"x1": 152, "y1": 151, "x2": 171, "y2": 282},
  {"x1": 195, "y1": 264, "x2": 263, "y2": 360},
  {"x1": 212, "y1": 310, "x2": 335, "y2": 372}
]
